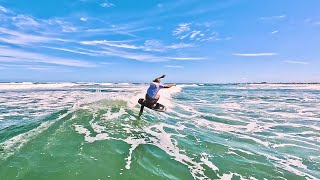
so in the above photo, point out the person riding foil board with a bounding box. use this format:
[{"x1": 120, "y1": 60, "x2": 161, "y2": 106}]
[{"x1": 138, "y1": 75, "x2": 176, "y2": 116}]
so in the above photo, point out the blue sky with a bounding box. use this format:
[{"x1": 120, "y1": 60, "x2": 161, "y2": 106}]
[{"x1": 0, "y1": 0, "x2": 319, "y2": 83}]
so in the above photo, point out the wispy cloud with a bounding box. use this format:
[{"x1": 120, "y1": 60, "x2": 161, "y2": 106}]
[
  {"x1": 72, "y1": 46, "x2": 205, "y2": 62},
  {"x1": 100, "y1": 1, "x2": 115, "y2": 8},
  {"x1": 285, "y1": 61, "x2": 309, "y2": 65},
  {"x1": 165, "y1": 65, "x2": 184, "y2": 68},
  {"x1": 233, "y1": 53, "x2": 278, "y2": 57},
  {"x1": 2, "y1": 10, "x2": 77, "y2": 33},
  {"x1": 12, "y1": 15, "x2": 40, "y2": 29},
  {"x1": 0, "y1": 47, "x2": 96, "y2": 67},
  {"x1": 0, "y1": 5, "x2": 9, "y2": 13},
  {"x1": 260, "y1": 15, "x2": 287, "y2": 20},
  {"x1": 0, "y1": 63, "x2": 67, "y2": 72},
  {"x1": 80, "y1": 17, "x2": 88, "y2": 21},
  {"x1": 81, "y1": 39, "x2": 193, "y2": 52},
  {"x1": 190, "y1": 31, "x2": 201, "y2": 39},
  {"x1": 0, "y1": 4, "x2": 206, "y2": 66},
  {"x1": 0, "y1": 27, "x2": 60, "y2": 45},
  {"x1": 173, "y1": 23, "x2": 191, "y2": 35},
  {"x1": 42, "y1": 46, "x2": 98, "y2": 56},
  {"x1": 166, "y1": 43, "x2": 194, "y2": 49},
  {"x1": 81, "y1": 40, "x2": 141, "y2": 50},
  {"x1": 271, "y1": 30, "x2": 279, "y2": 34},
  {"x1": 100, "y1": 62, "x2": 113, "y2": 65},
  {"x1": 167, "y1": 57, "x2": 206, "y2": 61},
  {"x1": 143, "y1": 40, "x2": 166, "y2": 52},
  {"x1": 172, "y1": 22, "x2": 222, "y2": 42},
  {"x1": 47, "y1": 19, "x2": 77, "y2": 32}
]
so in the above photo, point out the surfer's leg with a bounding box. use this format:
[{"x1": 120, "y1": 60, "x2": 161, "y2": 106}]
[{"x1": 151, "y1": 94, "x2": 160, "y2": 107}]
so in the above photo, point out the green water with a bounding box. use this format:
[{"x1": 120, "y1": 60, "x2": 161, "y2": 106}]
[{"x1": 0, "y1": 84, "x2": 319, "y2": 179}]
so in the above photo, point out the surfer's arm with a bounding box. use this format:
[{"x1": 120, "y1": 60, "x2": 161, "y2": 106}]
[{"x1": 163, "y1": 84, "x2": 176, "y2": 88}]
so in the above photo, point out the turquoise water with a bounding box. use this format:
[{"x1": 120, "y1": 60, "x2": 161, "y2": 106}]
[{"x1": 0, "y1": 83, "x2": 319, "y2": 179}]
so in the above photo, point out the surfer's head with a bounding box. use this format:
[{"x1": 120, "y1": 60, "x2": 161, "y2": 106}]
[{"x1": 153, "y1": 78, "x2": 161, "y2": 83}]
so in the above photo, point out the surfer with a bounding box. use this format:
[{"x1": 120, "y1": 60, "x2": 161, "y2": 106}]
[
  {"x1": 138, "y1": 75, "x2": 176, "y2": 116},
  {"x1": 145, "y1": 75, "x2": 176, "y2": 108}
]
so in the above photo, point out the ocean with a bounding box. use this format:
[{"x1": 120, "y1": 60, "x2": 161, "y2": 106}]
[{"x1": 0, "y1": 83, "x2": 319, "y2": 180}]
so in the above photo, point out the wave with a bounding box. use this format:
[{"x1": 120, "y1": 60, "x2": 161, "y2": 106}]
[{"x1": 1, "y1": 84, "x2": 319, "y2": 179}]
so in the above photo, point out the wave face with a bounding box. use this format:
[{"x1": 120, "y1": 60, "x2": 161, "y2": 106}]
[{"x1": 0, "y1": 83, "x2": 319, "y2": 179}]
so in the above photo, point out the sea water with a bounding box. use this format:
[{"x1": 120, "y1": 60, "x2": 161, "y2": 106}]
[{"x1": 0, "y1": 83, "x2": 319, "y2": 179}]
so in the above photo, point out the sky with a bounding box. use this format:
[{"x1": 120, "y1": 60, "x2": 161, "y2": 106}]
[{"x1": 0, "y1": 0, "x2": 319, "y2": 83}]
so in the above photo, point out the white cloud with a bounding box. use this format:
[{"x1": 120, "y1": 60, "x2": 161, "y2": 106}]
[
  {"x1": 173, "y1": 23, "x2": 191, "y2": 35},
  {"x1": 173, "y1": 22, "x2": 222, "y2": 42},
  {"x1": 0, "y1": 6, "x2": 9, "y2": 13},
  {"x1": 81, "y1": 39, "x2": 193, "y2": 53},
  {"x1": 12, "y1": 15, "x2": 40, "y2": 29},
  {"x1": 143, "y1": 40, "x2": 164, "y2": 52},
  {"x1": 104, "y1": 51, "x2": 166, "y2": 62},
  {"x1": 100, "y1": 62, "x2": 112, "y2": 65},
  {"x1": 0, "y1": 47, "x2": 96, "y2": 67},
  {"x1": 3, "y1": 11, "x2": 77, "y2": 33},
  {"x1": 3, "y1": 12, "x2": 77, "y2": 34},
  {"x1": 165, "y1": 65, "x2": 184, "y2": 68},
  {"x1": 260, "y1": 15, "x2": 287, "y2": 20},
  {"x1": 233, "y1": 53, "x2": 278, "y2": 57},
  {"x1": 0, "y1": 6, "x2": 206, "y2": 66},
  {"x1": 179, "y1": 32, "x2": 192, "y2": 40},
  {"x1": 47, "y1": 19, "x2": 77, "y2": 32},
  {"x1": 271, "y1": 30, "x2": 279, "y2": 34},
  {"x1": 285, "y1": 61, "x2": 309, "y2": 65},
  {"x1": 75, "y1": 46, "x2": 206, "y2": 62},
  {"x1": 42, "y1": 46, "x2": 98, "y2": 56},
  {"x1": 0, "y1": 63, "x2": 71, "y2": 72},
  {"x1": 100, "y1": 1, "x2": 115, "y2": 8},
  {"x1": 190, "y1": 31, "x2": 201, "y2": 39},
  {"x1": 166, "y1": 43, "x2": 194, "y2": 49},
  {"x1": 78, "y1": 47, "x2": 167, "y2": 62},
  {"x1": 167, "y1": 57, "x2": 206, "y2": 61},
  {"x1": 0, "y1": 27, "x2": 57, "y2": 45},
  {"x1": 80, "y1": 17, "x2": 88, "y2": 21},
  {"x1": 81, "y1": 40, "x2": 141, "y2": 50}
]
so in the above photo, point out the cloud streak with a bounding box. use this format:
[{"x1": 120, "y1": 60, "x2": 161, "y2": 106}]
[
  {"x1": 233, "y1": 53, "x2": 278, "y2": 57},
  {"x1": 285, "y1": 61, "x2": 309, "y2": 65},
  {"x1": 0, "y1": 47, "x2": 96, "y2": 67},
  {"x1": 173, "y1": 23, "x2": 191, "y2": 35},
  {"x1": 172, "y1": 22, "x2": 222, "y2": 42},
  {"x1": 0, "y1": 27, "x2": 62, "y2": 45},
  {"x1": 165, "y1": 65, "x2": 184, "y2": 68},
  {"x1": 81, "y1": 39, "x2": 194, "y2": 52},
  {"x1": 100, "y1": 1, "x2": 115, "y2": 8},
  {"x1": 0, "y1": 5, "x2": 9, "y2": 13},
  {"x1": 167, "y1": 57, "x2": 206, "y2": 61},
  {"x1": 0, "y1": 4, "x2": 207, "y2": 67},
  {"x1": 260, "y1": 15, "x2": 287, "y2": 20}
]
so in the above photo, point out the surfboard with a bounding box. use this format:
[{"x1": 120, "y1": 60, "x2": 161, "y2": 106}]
[{"x1": 138, "y1": 98, "x2": 166, "y2": 116}]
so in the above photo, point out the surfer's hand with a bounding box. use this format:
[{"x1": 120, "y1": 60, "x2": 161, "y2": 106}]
[{"x1": 160, "y1": 75, "x2": 166, "y2": 78}]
